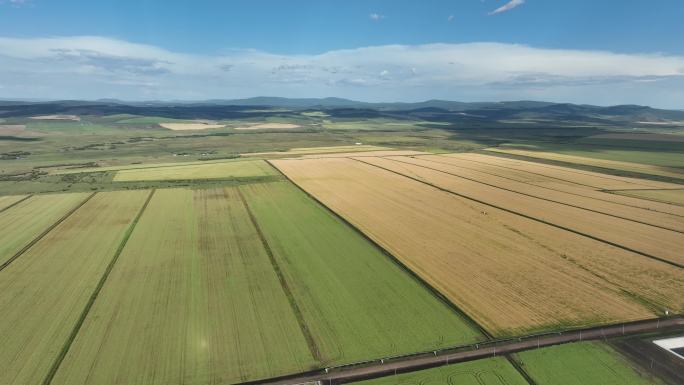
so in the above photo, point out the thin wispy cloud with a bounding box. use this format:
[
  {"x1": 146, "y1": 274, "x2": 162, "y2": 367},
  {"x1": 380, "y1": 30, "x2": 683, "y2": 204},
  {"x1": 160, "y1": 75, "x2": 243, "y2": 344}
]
[
  {"x1": 369, "y1": 13, "x2": 385, "y2": 21},
  {"x1": 1, "y1": 0, "x2": 32, "y2": 6},
  {"x1": 0, "y1": 36, "x2": 683, "y2": 106},
  {"x1": 489, "y1": 0, "x2": 525, "y2": 15},
  {"x1": 448, "y1": 15, "x2": 455, "y2": 22}
]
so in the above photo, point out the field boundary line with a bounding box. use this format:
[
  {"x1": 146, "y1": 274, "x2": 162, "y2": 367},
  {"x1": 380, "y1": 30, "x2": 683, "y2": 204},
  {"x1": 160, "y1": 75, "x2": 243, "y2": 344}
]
[
  {"x1": 237, "y1": 188, "x2": 323, "y2": 362},
  {"x1": 388, "y1": 157, "x2": 684, "y2": 234},
  {"x1": 41, "y1": 189, "x2": 156, "y2": 385},
  {"x1": 438, "y1": 153, "x2": 604, "y2": 189},
  {"x1": 603, "y1": 189, "x2": 684, "y2": 209},
  {"x1": 414, "y1": 155, "x2": 684, "y2": 218},
  {"x1": 266, "y1": 160, "x2": 494, "y2": 340},
  {"x1": 505, "y1": 354, "x2": 539, "y2": 385},
  {"x1": 480, "y1": 150, "x2": 684, "y2": 186},
  {"x1": 0, "y1": 192, "x2": 96, "y2": 273},
  {"x1": 0, "y1": 194, "x2": 33, "y2": 214},
  {"x1": 353, "y1": 158, "x2": 684, "y2": 270}
]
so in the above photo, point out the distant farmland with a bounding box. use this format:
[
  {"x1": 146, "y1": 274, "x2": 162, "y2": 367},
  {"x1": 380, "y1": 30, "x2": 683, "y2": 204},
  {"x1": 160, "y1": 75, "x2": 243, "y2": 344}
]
[
  {"x1": 48, "y1": 185, "x2": 480, "y2": 385},
  {"x1": 273, "y1": 156, "x2": 684, "y2": 336},
  {"x1": 112, "y1": 159, "x2": 277, "y2": 182}
]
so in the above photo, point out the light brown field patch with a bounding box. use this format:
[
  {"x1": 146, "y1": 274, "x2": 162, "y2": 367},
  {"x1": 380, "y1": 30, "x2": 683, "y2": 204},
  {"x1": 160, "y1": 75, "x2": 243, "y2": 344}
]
[
  {"x1": 448, "y1": 153, "x2": 681, "y2": 190},
  {"x1": 420, "y1": 153, "x2": 684, "y2": 217},
  {"x1": 0, "y1": 124, "x2": 25, "y2": 134},
  {"x1": 234, "y1": 123, "x2": 301, "y2": 130},
  {"x1": 485, "y1": 148, "x2": 684, "y2": 180},
  {"x1": 30, "y1": 114, "x2": 80, "y2": 121},
  {"x1": 299, "y1": 150, "x2": 428, "y2": 159},
  {"x1": 407, "y1": 155, "x2": 684, "y2": 232},
  {"x1": 159, "y1": 122, "x2": 226, "y2": 130},
  {"x1": 612, "y1": 189, "x2": 684, "y2": 206},
  {"x1": 273, "y1": 157, "x2": 684, "y2": 336}
]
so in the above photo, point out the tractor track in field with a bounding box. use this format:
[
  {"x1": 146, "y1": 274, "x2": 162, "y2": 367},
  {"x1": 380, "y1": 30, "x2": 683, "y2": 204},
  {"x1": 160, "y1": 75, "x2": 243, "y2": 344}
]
[
  {"x1": 352, "y1": 158, "x2": 683, "y2": 270},
  {"x1": 237, "y1": 188, "x2": 323, "y2": 363},
  {"x1": 0, "y1": 192, "x2": 96, "y2": 273},
  {"x1": 254, "y1": 317, "x2": 684, "y2": 385},
  {"x1": 0, "y1": 194, "x2": 33, "y2": 214},
  {"x1": 41, "y1": 189, "x2": 156, "y2": 385},
  {"x1": 386, "y1": 156, "x2": 684, "y2": 234},
  {"x1": 412, "y1": 155, "x2": 684, "y2": 218}
]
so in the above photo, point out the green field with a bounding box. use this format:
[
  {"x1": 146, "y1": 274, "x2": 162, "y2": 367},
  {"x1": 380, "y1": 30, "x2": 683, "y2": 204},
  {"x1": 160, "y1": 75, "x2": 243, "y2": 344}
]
[
  {"x1": 50, "y1": 184, "x2": 482, "y2": 384},
  {"x1": 51, "y1": 188, "x2": 318, "y2": 385},
  {"x1": 515, "y1": 342, "x2": 664, "y2": 385},
  {"x1": 112, "y1": 159, "x2": 277, "y2": 181},
  {"x1": 239, "y1": 182, "x2": 482, "y2": 364},
  {"x1": 0, "y1": 193, "x2": 90, "y2": 266},
  {"x1": 0, "y1": 190, "x2": 149, "y2": 385},
  {"x1": 356, "y1": 357, "x2": 528, "y2": 385},
  {"x1": 0, "y1": 194, "x2": 25, "y2": 211}
]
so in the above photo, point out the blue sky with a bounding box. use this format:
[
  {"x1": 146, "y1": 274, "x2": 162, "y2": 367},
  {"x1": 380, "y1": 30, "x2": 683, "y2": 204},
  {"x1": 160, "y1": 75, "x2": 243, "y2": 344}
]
[{"x1": 1, "y1": 0, "x2": 683, "y2": 107}]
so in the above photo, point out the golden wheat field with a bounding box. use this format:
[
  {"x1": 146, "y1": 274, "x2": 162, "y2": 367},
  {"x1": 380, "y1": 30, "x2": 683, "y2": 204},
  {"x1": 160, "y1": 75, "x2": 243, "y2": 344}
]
[
  {"x1": 355, "y1": 156, "x2": 684, "y2": 265},
  {"x1": 273, "y1": 157, "x2": 684, "y2": 336}
]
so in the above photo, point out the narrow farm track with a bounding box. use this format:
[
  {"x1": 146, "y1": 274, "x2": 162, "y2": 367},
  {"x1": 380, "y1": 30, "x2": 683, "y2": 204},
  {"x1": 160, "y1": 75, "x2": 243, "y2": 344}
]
[
  {"x1": 41, "y1": 189, "x2": 156, "y2": 385},
  {"x1": 387, "y1": 156, "x2": 684, "y2": 234},
  {"x1": 353, "y1": 158, "x2": 684, "y2": 270},
  {"x1": 0, "y1": 194, "x2": 32, "y2": 214},
  {"x1": 413, "y1": 155, "x2": 684, "y2": 219},
  {"x1": 0, "y1": 192, "x2": 96, "y2": 272},
  {"x1": 256, "y1": 317, "x2": 684, "y2": 385},
  {"x1": 237, "y1": 188, "x2": 323, "y2": 363}
]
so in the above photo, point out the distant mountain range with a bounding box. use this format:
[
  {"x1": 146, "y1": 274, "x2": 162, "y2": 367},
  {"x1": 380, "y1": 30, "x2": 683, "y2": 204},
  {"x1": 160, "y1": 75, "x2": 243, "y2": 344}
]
[{"x1": 1, "y1": 97, "x2": 683, "y2": 127}]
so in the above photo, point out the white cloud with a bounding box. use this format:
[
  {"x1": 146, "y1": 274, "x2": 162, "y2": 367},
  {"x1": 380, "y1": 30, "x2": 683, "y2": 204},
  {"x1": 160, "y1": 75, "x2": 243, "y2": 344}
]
[
  {"x1": 489, "y1": 0, "x2": 525, "y2": 15},
  {"x1": 369, "y1": 13, "x2": 385, "y2": 21},
  {"x1": 0, "y1": 36, "x2": 683, "y2": 107}
]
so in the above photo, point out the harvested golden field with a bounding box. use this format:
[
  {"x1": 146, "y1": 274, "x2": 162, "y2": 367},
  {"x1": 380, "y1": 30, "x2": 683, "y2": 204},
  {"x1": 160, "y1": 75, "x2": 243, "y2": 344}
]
[
  {"x1": 51, "y1": 188, "x2": 317, "y2": 385},
  {"x1": 242, "y1": 144, "x2": 389, "y2": 157},
  {"x1": 29, "y1": 114, "x2": 80, "y2": 121},
  {"x1": 357, "y1": 156, "x2": 684, "y2": 266},
  {"x1": 395, "y1": 155, "x2": 684, "y2": 232},
  {"x1": 485, "y1": 148, "x2": 684, "y2": 181},
  {"x1": 299, "y1": 150, "x2": 428, "y2": 159},
  {"x1": 112, "y1": 159, "x2": 277, "y2": 182},
  {"x1": 0, "y1": 193, "x2": 91, "y2": 267},
  {"x1": 417, "y1": 154, "x2": 684, "y2": 217},
  {"x1": 234, "y1": 123, "x2": 301, "y2": 130},
  {"x1": 612, "y1": 189, "x2": 684, "y2": 206},
  {"x1": 0, "y1": 191, "x2": 149, "y2": 385},
  {"x1": 445, "y1": 153, "x2": 680, "y2": 190},
  {"x1": 0, "y1": 195, "x2": 26, "y2": 212},
  {"x1": 159, "y1": 122, "x2": 225, "y2": 130},
  {"x1": 273, "y1": 158, "x2": 684, "y2": 336}
]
